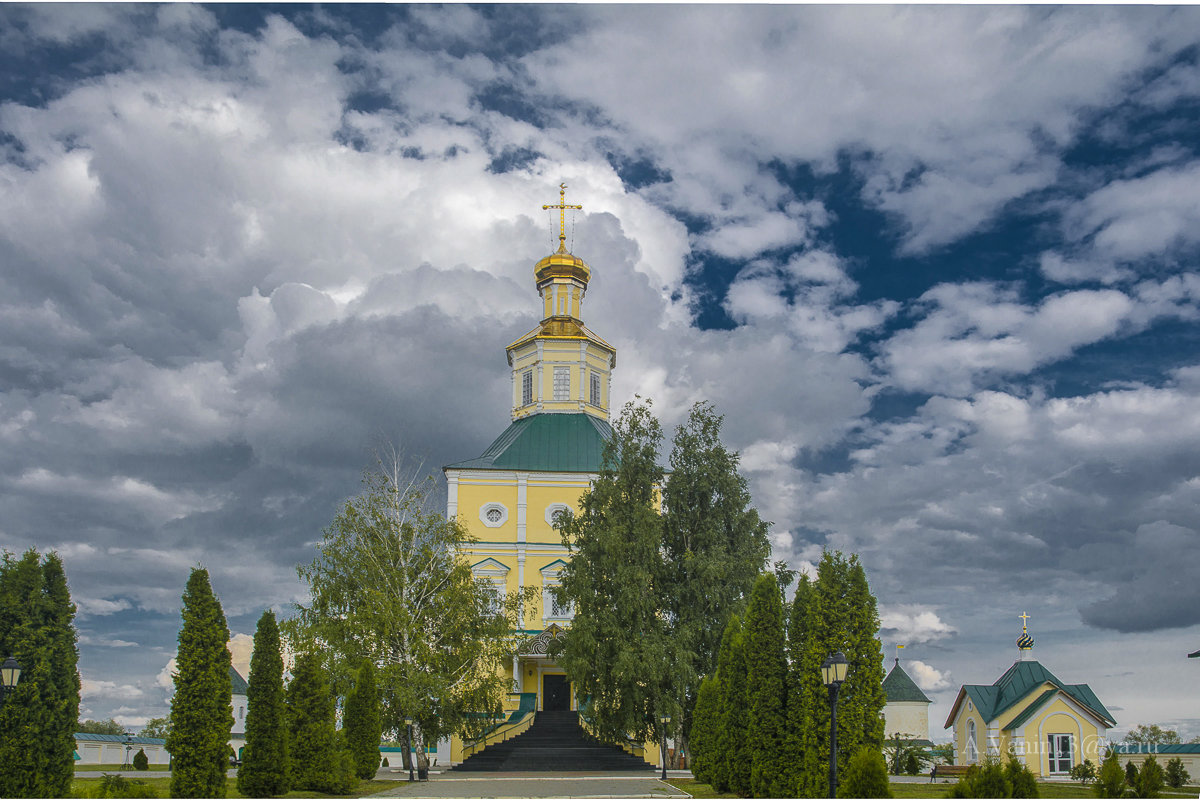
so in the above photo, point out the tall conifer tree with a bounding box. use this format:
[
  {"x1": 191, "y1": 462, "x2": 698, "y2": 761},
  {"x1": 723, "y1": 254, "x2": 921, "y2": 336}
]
[
  {"x1": 238, "y1": 610, "x2": 289, "y2": 798},
  {"x1": 344, "y1": 661, "x2": 382, "y2": 780},
  {"x1": 745, "y1": 573, "x2": 790, "y2": 798},
  {"x1": 783, "y1": 573, "x2": 813, "y2": 792},
  {"x1": 0, "y1": 550, "x2": 79, "y2": 799},
  {"x1": 791, "y1": 552, "x2": 887, "y2": 798},
  {"x1": 688, "y1": 676, "x2": 721, "y2": 787},
  {"x1": 167, "y1": 568, "x2": 233, "y2": 799},
  {"x1": 715, "y1": 615, "x2": 751, "y2": 797},
  {"x1": 286, "y1": 652, "x2": 355, "y2": 794},
  {"x1": 40, "y1": 554, "x2": 79, "y2": 798}
]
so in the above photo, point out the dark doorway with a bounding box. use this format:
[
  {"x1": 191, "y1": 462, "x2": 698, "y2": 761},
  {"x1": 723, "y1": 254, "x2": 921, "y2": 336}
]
[{"x1": 543, "y1": 674, "x2": 570, "y2": 711}]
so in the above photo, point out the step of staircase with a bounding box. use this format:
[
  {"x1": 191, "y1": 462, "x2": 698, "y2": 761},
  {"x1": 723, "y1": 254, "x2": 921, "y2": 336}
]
[{"x1": 452, "y1": 710, "x2": 654, "y2": 772}]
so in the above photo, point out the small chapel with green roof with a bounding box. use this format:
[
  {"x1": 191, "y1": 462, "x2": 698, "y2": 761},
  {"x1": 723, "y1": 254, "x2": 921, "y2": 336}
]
[{"x1": 944, "y1": 617, "x2": 1115, "y2": 777}]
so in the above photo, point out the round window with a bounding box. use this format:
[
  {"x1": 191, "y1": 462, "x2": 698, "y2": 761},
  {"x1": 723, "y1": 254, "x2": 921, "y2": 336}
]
[{"x1": 486, "y1": 508, "x2": 502, "y2": 523}]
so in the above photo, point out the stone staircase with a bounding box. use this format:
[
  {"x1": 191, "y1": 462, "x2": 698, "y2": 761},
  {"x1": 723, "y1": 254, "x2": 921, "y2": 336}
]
[{"x1": 452, "y1": 710, "x2": 654, "y2": 772}]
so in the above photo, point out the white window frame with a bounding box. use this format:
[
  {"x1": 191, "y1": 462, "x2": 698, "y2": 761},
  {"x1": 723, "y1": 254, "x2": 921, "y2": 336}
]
[
  {"x1": 521, "y1": 370, "x2": 533, "y2": 406},
  {"x1": 1047, "y1": 733, "x2": 1073, "y2": 774},
  {"x1": 553, "y1": 366, "x2": 570, "y2": 401},
  {"x1": 479, "y1": 503, "x2": 509, "y2": 528},
  {"x1": 545, "y1": 503, "x2": 571, "y2": 527},
  {"x1": 542, "y1": 582, "x2": 574, "y2": 622},
  {"x1": 966, "y1": 719, "x2": 978, "y2": 764},
  {"x1": 589, "y1": 371, "x2": 601, "y2": 406}
]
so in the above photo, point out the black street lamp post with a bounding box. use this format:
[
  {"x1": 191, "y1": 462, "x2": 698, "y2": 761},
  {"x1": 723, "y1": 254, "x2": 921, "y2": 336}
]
[
  {"x1": 0, "y1": 656, "x2": 21, "y2": 705},
  {"x1": 404, "y1": 717, "x2": 415, "y2": 782},
  {"x1": 821, "y1": 651, "x2": 849, "y2": 799},
  {"x1": 659, "y1": 715, "x2": 671, "y2": 780},
  {"x1": 123, "y1": 733, "x2": 134, "y2": 770}
]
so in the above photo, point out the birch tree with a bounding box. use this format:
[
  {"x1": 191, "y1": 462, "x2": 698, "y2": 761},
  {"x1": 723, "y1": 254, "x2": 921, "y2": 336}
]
[{"x1": 290, "y1": 451, "x2": 532, "y2": 769}]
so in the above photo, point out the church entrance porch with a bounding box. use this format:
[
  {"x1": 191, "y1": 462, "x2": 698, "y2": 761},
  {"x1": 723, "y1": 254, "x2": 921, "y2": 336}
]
[{"x1": 543, "y1": 674, "x2": 570, "y2": 711}]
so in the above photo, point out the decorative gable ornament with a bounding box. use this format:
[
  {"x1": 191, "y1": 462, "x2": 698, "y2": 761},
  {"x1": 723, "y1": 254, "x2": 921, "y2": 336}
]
[{"x1": 519, "y1": 623, "x2": 567, "y2": 656}]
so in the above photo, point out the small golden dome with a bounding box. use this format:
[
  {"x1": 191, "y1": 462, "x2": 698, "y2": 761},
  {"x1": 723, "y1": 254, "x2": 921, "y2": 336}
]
[{"x1": 534, "y1": 242, "x2": 591, "y2": 285}]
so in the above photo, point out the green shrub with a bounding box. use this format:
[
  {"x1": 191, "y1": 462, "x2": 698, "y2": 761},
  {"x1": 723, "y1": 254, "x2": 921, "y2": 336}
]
[
  {"x1": 1124, "y1": 760, "x2": 1138, "y2": 787},
  {"x1": 1005, "y1": 755, "x2": 1039, "y2": 798},
  {"x1": 381, "y1": 756, "x2": 389, "y2": 768},
  {"x1": 904, "y1": 751, "x2": 924, "y2": 775},
  {"x1": 950, "y1": 757, "x2": 1012, "y2": 798},
  {"x1": 1164, "y1": 757, "x2": 1190, "y2": 789},
  {"x1": 837, "y1": 747, "x2": 892, "y2": 798},
  {"x1": 1136, "y1": 756, "x2": 1164, "y2": 798},
  {"x1": 1094, "y1": 749, "x2": 1125, "y2": 798},
  {"x1": 1070, "y1": 759, "x2": 1096, "y2": 785},
  {"x1": 131, "y1": 749, "x2": 149, "y2": 772},
  {"x1": 92, "y1": 774, "x2": 159, "y2": 798}
]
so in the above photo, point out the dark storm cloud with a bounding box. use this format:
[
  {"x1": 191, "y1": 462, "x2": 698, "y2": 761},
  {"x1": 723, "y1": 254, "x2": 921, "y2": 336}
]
[{"x1": 2, "y1": 3, "x2": 1200, "y2": 735}]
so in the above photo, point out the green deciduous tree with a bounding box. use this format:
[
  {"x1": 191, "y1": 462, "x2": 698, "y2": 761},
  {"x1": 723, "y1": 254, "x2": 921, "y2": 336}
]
[
  {"x1": 688, "y1": 675, "x2": 721, "y2": 787},
  {"x1": 744, "y1": 573, "x2": 789, "y2": 798},
  {"x1": 791, "y1": 551, "x2": 887, "y2": 797},
  {"x1": 166, "y1": 567, "x2": 233, "y2": 799},
  {"x1": 660, "y1": 402, "x2": 770, "y2": 745},
  {"x1": 344, "y1": 661, "x2": 383, "y2": 780},
  {"x1": 0, "y1": 549, "x2": 80, "y2": 799},
  {"x1": 556, "y1": 399, "x2": 688, "y2": 746},
  {"x1": 139, "y1": 717, "x2": 171, "y2": 740},
  {"x1": 837, "y1": 747, "x2": 892, "y2": 798},
  {"x1": 79, "y1": 718, "x2": 127, "y2": 735},
  {"x1": 286, "y1": 652, "x2": 356, "y2": 795},
  {"x1": 1124, "y1": 724, "x2": 1182, "y2": 745},
  {"x1": 291, "y1": 450, "x2": 533, "y2": 767},
  {"x1": 238, "y1": 610, "x2": 289, "y2": 798}
]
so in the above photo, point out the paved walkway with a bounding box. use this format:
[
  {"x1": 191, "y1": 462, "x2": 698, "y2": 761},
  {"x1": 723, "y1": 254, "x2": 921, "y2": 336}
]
[{"x1": 367, "y1": 770, "x2": 692, "y2": 798}]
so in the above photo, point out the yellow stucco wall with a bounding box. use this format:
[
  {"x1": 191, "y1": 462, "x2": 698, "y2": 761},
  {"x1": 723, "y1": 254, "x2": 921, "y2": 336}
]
[{"x1": 950, "y1": 687, "x2": 1109, "y2": 776}]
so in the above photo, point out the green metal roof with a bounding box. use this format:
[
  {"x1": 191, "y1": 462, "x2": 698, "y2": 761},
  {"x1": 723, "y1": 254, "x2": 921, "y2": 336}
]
[
  {"x1": 955, "y1": 660, "x2": 1114, "y2": 727},
  {"x1": 446, "y1": 413, "x2": 614, "y2": 473},
  {"x1": 883, "y1": 660, "x2": 932, "y2": 704},
  {"x1": 1110, "y1": 743, "x2": 1200, "y2": 755},
  {"x1": 230, "y1": 665, "x2": 248, "y2": 695}
]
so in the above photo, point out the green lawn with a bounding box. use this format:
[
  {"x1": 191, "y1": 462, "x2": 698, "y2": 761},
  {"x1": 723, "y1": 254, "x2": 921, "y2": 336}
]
[
  {"x1": 667, "y1": 777, "x2": 1200, "y2": 799},
  {"x1": 69, "y1": 776, "x2": 396, "y2": 799}
]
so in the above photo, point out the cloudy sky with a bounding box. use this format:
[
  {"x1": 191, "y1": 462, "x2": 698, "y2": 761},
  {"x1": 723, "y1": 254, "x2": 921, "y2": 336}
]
[{"x1": 2, "y1": 4, "x2": 1199, "y2": 740}]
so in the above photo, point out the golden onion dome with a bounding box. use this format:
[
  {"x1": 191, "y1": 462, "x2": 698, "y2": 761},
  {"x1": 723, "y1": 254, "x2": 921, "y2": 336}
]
[{"x1": 534, "y1": 242, "x2": 591, "y2": 285}]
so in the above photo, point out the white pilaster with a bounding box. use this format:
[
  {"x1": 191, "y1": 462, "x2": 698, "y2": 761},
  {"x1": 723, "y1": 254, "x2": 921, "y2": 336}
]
[{"x1": 446, "y1": 473, "x2": 459, "y2": 518}]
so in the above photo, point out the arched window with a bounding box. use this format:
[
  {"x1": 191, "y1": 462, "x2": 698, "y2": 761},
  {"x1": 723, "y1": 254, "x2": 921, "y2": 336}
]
[{"x1": 966, "y1": 719, "x2": 979, "y2": 764}]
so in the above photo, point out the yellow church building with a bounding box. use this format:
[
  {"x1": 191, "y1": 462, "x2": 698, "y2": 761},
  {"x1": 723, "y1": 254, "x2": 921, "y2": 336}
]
[
  {"x1": 944, "y1": 617, "x2": 1115, "y2": 778},
  {"x1": 441, "y1": 187, "x2": 645, "y2": 765}
]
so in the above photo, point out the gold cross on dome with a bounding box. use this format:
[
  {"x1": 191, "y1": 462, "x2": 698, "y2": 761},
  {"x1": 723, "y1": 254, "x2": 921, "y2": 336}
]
[
  {"x1": 543, "y1": 183, "x2": 582, "y2": 252},
  {"x1": 1019, "y1": 612, "x2": 1031, "y2": 630}
]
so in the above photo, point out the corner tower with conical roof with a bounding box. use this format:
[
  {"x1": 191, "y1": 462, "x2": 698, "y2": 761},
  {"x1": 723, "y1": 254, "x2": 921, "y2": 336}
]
[{"x1": 439, "y1": 186, "x2": 648, "y2": 767}]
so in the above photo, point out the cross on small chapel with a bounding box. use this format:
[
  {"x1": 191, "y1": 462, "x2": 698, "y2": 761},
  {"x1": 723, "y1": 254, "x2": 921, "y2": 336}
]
[{"x1": 543, "y1": 183, "x2": 582, "y2": 252}]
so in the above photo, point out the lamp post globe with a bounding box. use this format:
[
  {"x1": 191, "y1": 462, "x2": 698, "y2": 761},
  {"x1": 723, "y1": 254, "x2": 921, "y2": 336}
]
[
  {"x1": 821, "y1": 651, "x2": 849, "y2": 799},
  {"x1": 0, "y1": 655, "x2": 20, "y2": 702}
]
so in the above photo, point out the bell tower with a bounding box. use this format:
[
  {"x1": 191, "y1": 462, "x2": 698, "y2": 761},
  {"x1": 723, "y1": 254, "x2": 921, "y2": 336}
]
[{"x1": 506, "y1": 184, "x2": 616, "y2": 421}]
